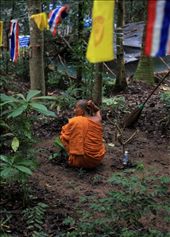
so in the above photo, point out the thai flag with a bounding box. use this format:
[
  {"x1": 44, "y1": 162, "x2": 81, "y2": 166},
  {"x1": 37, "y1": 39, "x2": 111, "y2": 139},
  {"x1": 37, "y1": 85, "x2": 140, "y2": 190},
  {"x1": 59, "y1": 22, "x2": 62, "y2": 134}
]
[
  {"x1": 144, "y1": 0, "x2": 170, "y2": 57},
  {"x1": 48, "y1": 5, "x2": 69, "y2": 37},
  {"x1": 9, "y1": 19, "x2": 19, "y2": 62}
]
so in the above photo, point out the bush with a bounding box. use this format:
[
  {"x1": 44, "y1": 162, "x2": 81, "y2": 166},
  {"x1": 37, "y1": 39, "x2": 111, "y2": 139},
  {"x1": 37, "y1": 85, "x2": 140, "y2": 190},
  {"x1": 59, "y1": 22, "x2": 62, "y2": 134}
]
[{"x1": 160, "y1": 92, "x2": 170, "y2": 108}]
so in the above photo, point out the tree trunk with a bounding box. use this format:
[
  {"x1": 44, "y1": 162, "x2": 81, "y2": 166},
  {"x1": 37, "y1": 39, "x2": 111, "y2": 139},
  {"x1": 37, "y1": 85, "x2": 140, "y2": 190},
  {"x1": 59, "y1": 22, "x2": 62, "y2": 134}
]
[
  {"x1": 134, "y1": 22, "x2": 154, "y2": 84},
  {"x1": 115, "y1": 0, "x2": 127, "y2": 91},
  {"x1": 93, "y1": 63, "x2": 103, "y2": 105},
  {"x1": 27, "y1": 0, "x2": 46, "y2": 95},
  {"x1": 3, "y1": 21, "x2": 10, "y2": 74},
  {"x1": 76, "y1": 0, "x2": 84, "y2": 87}
]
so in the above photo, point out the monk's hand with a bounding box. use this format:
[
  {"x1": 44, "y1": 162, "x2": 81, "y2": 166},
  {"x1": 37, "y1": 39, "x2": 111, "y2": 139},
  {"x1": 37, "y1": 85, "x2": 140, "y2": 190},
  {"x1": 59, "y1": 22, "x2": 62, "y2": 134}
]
[
  {"x1": 87, "y1": 100, "x2": 99, "y2": 113},
  {"x1": 87, "y1": 100, "x2": 93, "y2": 107}
]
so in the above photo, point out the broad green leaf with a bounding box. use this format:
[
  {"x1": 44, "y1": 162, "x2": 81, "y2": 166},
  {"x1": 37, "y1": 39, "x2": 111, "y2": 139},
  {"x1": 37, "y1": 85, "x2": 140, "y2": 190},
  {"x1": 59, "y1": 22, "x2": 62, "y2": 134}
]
[
  {"x1": 18, "y1": 159, "x2": 37, "y2": 168},
  {"x1": 1, "y1": 167, "x2": 16, "y2": 178},
  {"x1": 23, "y1": 129, "x2": 32, "y2": 140},
  {"x1": 31, "y1": 103, "x2": 56, "y2": 117},
  {"x1": 11, "y1": 137, "x2": 20, "y2": 152},
  {"x1": 0, "y1": 93, "x2": 17, "y2": 102},
  {"x1": 1, "y1": 101, "x2": 18, "y2": 107},
  {"x1": 33, "y1": 95, "x2": 57, "y2": 100},
  {"x1": 26, "y1": 90, "x2": 41, "y2": 101},
  {"x1": 36, "y1": 109, "x2": 56, "y2": 117},
  {"x1": 15, "y1": 165, "x2": 32, "y2": 175},
  {"x1": 0, "y1": 155, "x2": 10, "y2": 164},
  {"x1": 8, "y1": 103, "x2": 28, "y2": 118},
  {"x1": 30, "y1": 102, "x2": 48, "y2": 111},
  {"x1": 16, "y1": 93, "x2": 26, "y2": 100}
]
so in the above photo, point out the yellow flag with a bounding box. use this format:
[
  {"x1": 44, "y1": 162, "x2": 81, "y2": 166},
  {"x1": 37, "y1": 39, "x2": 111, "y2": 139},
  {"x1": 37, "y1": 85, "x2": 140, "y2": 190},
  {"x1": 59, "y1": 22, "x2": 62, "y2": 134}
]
[
  {"x1": 86, "y1": 0, "x2": 115, "y2": 63},
  {"x1": 0, "y1": 21, "x2": 3, "y2": 46},
  {"x1": 30, "y1": 12, "x2": 49, "y2": 31}
]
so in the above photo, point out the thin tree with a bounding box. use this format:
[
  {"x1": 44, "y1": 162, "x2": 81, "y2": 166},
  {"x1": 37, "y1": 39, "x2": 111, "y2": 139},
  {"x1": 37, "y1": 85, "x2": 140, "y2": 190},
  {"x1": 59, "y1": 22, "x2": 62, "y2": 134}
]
[
  {"x1": 115, "y1": 0, "x2": 127, "y2": 91},
  {"x1": 134, "y1": 23, "x2": 154, "y2": 84},
  {"x1": 93, "y1": 63, "x2": 103, "y2": 105},
  {"x1": 27, "y1": 0, "x2": 46, "y2": 95},
  {"x1": 76, "y1": 0, "x2": 84, "y2": 88}
]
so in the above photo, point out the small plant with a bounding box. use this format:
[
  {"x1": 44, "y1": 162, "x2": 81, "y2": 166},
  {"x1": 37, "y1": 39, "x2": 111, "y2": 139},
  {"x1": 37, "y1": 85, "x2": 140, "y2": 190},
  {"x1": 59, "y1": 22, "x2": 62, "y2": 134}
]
[
  {"x1": 103, "y1": 96, "x2": 126, "y2": 109},
  {"x1": 0, "y1": 154, "x2": 37, "y2": 182},
  {"x1": 49, "y1": 137, "x2": 67, "y2": 165},
  {"x1": 52, "y1": 85, "x2": 81, "y2": 110},
  {"x1": 64, "y1": 173, "x2": 170, "y2": 237},
  {"x1": 0, "y1": 90, "x2": 57, "y2": 200},
  {"x1": 22, "y1": 202, "x2": 48, "y2": 236},
  {"x1": 90, "y1": 175, "x2": 103, "y2": 185},
  {"x1": 160, "y1": 91, "x2": 170, "y2": 108},
  {"x1": 160, "y1": 92, "x2": 170, "y2": 126},
  {"x1": 0, "y1": 209, "x2": 12, "y2": 236}
]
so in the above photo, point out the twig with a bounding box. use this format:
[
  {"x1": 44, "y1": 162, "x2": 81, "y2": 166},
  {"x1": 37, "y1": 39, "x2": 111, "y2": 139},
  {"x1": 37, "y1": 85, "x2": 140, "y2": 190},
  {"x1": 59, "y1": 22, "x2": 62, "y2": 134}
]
[
  {"x1": 106, "y1": 113, "x2": 115, "y2": 126},
  {"x1": 124, "y1": 130, "x2": 138, "y2": 145},
  {"x1": 115, "y1": 123, "x2": 123, "y2": 136},
  {"x1": 160, "y1": 57, "x2": 170, "y2": 70},
  {"x1": 103, "y1": 62, "x2": 116, "y2": 77}
]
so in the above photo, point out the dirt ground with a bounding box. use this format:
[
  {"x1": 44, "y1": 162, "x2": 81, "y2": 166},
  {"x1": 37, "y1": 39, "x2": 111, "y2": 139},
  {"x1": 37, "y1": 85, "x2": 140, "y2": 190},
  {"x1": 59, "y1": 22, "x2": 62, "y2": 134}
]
[
  {"x1": 29, "y1": 79, "x2": 170, "y2": 235},
  {"x1": 1, "y1": 78, "x2": 170, "y2": 236}
]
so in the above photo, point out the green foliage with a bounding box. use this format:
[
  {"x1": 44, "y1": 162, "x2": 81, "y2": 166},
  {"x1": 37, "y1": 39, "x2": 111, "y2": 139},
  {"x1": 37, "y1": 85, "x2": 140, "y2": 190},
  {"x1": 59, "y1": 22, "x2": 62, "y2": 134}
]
[
  {"x1": 49, "y1": 136, "x2": 67, "y2": 162},
  {"x1": 0, "y1": 76, "x2": 11, "y2": 90},
  {"x1": 160, "y1": 92, "x2": 170, "y2": 108},
  {"x1": 0, "y1": 154, "x2": 37, "y2": 182},
  {"x1": 22, "y1": 202, "x2": 48, "y2": 237},
  {"x1": 0, "y1": 90, "x2": 57, "y2": 197},
  {"x1": 102, "y1": 96, "x2": 128, "y2": 112},
  {"x1": 0, "y1": 90, "x2": 56, "y2": 150},
  {"x1": 103, "y1": 77, "x2": 116, "y2": 96},
  {"x1": 0, "y1": 209, "x2": 12, "y2": 236},
  {"x1": 51, "y1": 85, "x2": 80, "y2": 110},
  {"x1": 0, "y1": 90, "x2": 56, "y2": 118},
  {"x1": 64, "y1": 173, "x2": 170, "y2": 237},
  {"x1": 47, "y1": 69, "x2": 70, "y2": 90},
  {"x1": 125, "y1": 0, "x2": 147, "y2": 23},
  {"x1": 90, "y1": 175, "x2": 103, "y2": 185},
  {"x1": 54, "y1": 136, "x2": 65, "y2": 150}
]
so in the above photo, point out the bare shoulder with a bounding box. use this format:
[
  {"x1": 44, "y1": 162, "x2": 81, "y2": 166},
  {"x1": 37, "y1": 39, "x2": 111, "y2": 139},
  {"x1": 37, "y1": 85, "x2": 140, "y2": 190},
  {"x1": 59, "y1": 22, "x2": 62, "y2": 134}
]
[{"x1": 88, "y1": 111, "x2": 102, "y2": 124}]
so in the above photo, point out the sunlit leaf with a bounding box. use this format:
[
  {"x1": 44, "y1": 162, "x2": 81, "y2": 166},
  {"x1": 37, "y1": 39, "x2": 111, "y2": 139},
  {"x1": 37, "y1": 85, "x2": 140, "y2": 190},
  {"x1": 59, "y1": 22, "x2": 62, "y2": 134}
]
[{"x1": 11, "y1": 137, "x2": 20, "y2": 152}]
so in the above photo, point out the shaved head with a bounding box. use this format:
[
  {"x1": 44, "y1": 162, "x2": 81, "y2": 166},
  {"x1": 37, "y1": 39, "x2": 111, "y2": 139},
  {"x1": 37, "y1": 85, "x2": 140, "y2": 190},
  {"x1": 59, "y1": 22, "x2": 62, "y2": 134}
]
[{"x1": 75, "y1": 100, "x2": 91, "y2": 116}]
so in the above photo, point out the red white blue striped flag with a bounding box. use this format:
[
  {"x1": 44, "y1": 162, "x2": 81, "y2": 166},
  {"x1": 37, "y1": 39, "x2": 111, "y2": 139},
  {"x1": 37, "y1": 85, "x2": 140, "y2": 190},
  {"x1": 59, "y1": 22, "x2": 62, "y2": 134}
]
[
  {"x1": 144, "y1": 0, "x2": 170, "y2": 57},
  {"x1": 48, "y1": 5, "x2": 69, "y2": 37},
  {"x1": 9, "y1": 19, "x2": 19, "y2": 62}
]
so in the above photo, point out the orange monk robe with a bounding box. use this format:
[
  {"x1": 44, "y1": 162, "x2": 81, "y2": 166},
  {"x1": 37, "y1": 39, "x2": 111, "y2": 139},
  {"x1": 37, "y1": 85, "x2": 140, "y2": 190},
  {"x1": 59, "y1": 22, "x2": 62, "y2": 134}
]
[{"x1": 60, "y1": 116, "x2": 106, "y2": 168}]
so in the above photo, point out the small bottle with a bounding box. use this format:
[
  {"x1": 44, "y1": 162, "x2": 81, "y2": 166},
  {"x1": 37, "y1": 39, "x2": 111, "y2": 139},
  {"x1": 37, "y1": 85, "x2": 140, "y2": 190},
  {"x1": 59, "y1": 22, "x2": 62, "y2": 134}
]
[{"x1": 123, "y1": 150, "x2": 128, "y2": 165}]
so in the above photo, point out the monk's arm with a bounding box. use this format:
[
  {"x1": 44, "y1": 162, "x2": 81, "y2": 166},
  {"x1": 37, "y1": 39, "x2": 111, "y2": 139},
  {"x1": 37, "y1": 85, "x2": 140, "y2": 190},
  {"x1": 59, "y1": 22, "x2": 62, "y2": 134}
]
[{"x1": 87, "y1": 100, "x2": 102, "y2": 122}]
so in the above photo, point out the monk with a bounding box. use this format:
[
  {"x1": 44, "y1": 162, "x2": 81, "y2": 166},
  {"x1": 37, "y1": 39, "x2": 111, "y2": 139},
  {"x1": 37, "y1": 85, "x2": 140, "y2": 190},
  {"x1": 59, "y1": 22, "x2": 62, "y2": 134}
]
[{"x1": 60, "y1": 100, "x2": 106, "y2": 168}]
